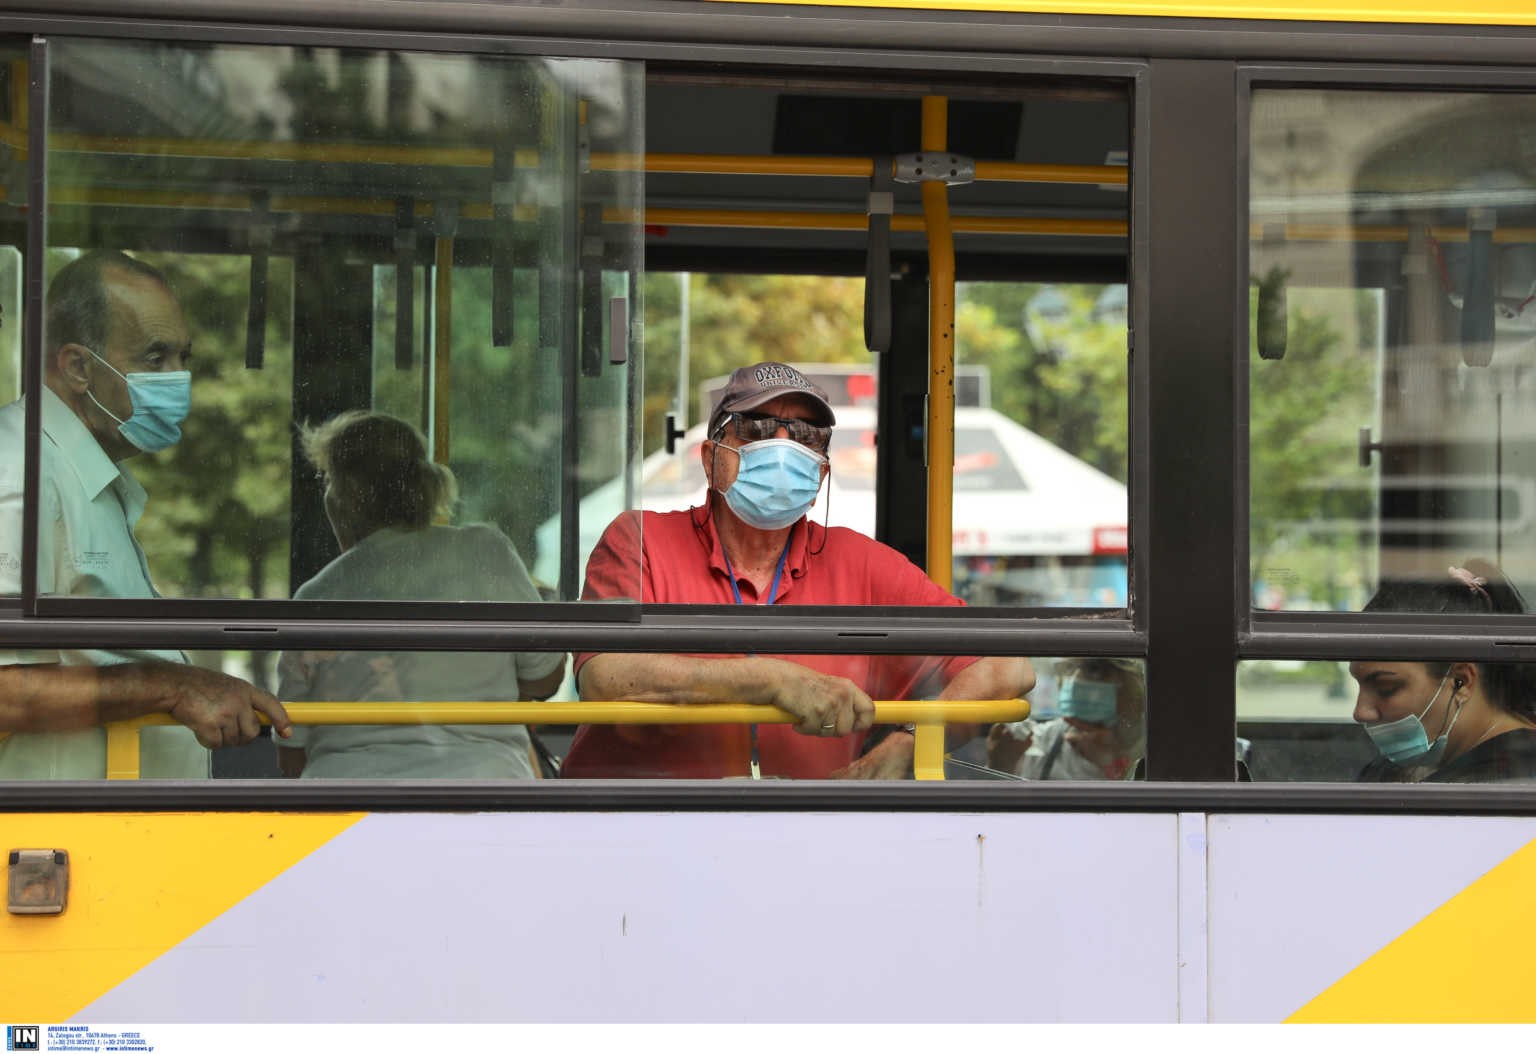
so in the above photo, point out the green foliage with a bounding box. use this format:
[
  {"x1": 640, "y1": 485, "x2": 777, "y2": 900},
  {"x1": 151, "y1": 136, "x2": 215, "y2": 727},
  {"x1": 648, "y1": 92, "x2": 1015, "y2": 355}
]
[
  {"x1": 956, "y1": 282, "x2": 1130, "y2": 483},
  {"x1": 1248, "y1": 286, "x2": 1378, "y2": 610},
  {"x1": 640, "y1": 273, "x2": 872, "y2": 453}
]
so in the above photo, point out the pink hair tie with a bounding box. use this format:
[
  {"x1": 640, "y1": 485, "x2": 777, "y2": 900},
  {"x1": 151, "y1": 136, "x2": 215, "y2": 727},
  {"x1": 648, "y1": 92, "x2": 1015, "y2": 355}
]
[{"x1": 1449, "y1": 566, "x2": 1492, "y2": 607}]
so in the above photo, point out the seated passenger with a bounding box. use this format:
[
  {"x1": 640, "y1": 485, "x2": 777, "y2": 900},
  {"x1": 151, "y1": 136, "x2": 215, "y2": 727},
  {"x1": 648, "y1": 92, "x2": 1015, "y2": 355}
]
[
  {"x1": 276, "y1": 411, "x2": 565, "y2": 778},
  {"x1": 1354, "y1": 561, "x2": 1536, "y2": 783},
  {"x1": 986, "y1": 658, "x2": 1144, "y2": 780},
  {"x1": 561, "y1": 361, "x2": 1032, "y2": 779}
]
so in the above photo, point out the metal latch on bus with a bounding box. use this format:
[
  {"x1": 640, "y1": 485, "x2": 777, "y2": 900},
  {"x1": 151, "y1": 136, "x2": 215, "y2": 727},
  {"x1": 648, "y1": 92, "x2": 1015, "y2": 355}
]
[
  {"x1": 892, "y1": 152, "x2": 975, "y2": 186},
  {"x1": 7, "y1": 849, "x2": 68, "y2": 915}
]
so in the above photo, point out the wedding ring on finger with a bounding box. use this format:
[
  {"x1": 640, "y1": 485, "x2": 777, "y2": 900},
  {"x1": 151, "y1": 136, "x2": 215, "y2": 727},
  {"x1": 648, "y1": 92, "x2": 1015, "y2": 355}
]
[{"x1": 820, "y1": 720, "x2": 836, "y2": 734}]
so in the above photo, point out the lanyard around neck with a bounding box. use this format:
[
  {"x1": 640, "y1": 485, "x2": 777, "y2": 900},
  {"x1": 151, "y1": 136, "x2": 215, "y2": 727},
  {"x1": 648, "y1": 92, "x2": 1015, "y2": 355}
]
[
  {"x1": 722, "y1": 539, "x2": 790, "y2": 779},
  {"x1": 722, "y1": 540, "x2": 790, "y2": 606}
]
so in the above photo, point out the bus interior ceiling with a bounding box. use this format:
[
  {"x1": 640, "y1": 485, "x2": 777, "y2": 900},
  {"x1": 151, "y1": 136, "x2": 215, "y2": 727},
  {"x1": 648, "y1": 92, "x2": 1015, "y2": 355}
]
[{"x1": 642, "y1": 67, "x2": 1131, "y2": 280}]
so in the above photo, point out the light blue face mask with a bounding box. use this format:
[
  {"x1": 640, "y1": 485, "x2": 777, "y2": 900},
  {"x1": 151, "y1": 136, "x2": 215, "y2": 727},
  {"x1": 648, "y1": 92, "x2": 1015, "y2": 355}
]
[
  {"x1": 86, "y1": 349, "x2": 192, "y2": 453},
  {"x1": 718, "y1": 438, "x2": 826, "y2": 531},
  {"x1": 1361, "y1": 670, "x2": 1462, "y2": 767},
  {"x1": 1058, "y1": 676, "x2": 1119, "y2": 725}
]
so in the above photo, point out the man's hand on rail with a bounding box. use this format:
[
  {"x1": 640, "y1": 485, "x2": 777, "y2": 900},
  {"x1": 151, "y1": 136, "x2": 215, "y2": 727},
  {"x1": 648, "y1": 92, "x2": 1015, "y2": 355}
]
[
  {"x1": 0, "y1": 660, "x2": 290, "y2": 748},
  {"x1": 122, "y1": 661, "x2": 292, "y2": 749},
  {"x1": 578, "y1": 653, "x2": 874, "y2": 736},
  {"x1": 765, "y1": 662, "x2": 875, "y2": 738}
]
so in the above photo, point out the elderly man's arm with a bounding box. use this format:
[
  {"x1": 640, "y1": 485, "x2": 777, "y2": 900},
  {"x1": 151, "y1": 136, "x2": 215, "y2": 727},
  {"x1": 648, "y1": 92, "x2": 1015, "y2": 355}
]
[
  {"x1": 0, "y1": 660, "x2": 292, "y2": 749},
  {"x1": 578, "y1": 652, "x2": 875, "y2": 737},
  {"x1": 832, "y1": 656, "x2": 1035, "y2": 780}
]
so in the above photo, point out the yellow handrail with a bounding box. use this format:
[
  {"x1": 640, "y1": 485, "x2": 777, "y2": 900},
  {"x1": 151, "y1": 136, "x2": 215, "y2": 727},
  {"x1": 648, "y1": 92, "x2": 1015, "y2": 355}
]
[
  {"x1": 37, "y1": 131, "x2": 1128, "y2": 186},
  {"x1": 101, "y1": 697, "x2": 1029, "y2": 782}
]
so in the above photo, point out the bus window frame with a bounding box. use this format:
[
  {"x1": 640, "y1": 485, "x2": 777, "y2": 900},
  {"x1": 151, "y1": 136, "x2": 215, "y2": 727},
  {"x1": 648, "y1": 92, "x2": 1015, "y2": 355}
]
[
  {"x1": 1237, "y1": 63, "x2": 1536, "y2": 665},
  {"x1": 5, "y1": 28, "x2": 1150, "y2": 654},
  {"x1": 2, "y1": 4, "x2": 1533, "y2": 808}
]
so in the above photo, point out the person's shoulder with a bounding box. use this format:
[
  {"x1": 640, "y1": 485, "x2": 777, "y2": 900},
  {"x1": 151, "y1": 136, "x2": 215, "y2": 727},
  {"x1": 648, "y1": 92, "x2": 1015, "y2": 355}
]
[
  {"x1": 598, "y1": 507, "x2": 694, "y2": 546},
  {"x1": 451, "y1": 522, "x2": 516, "y2": 552},
  {"x1": 818, "y1": 524, "x2": 925, "y2": 572},
  {"x1": 814, "y1": 524, "x2": 961, "y2": 603}
]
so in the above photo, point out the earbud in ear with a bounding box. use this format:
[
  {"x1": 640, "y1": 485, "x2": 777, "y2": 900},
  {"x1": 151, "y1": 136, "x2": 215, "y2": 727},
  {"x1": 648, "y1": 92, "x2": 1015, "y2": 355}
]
[{"x1": 1454, "y1": 678, "x2": 1465, "y2": 690}]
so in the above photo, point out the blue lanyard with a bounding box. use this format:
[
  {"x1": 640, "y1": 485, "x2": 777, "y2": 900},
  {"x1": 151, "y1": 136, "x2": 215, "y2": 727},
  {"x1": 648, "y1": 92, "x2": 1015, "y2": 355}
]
[
  {"x1": 722, "y1": 540, "x2": 790, "y2": 778},
  {"x1": 723, "y1": 543, "x2": 789, "y2": 606}
]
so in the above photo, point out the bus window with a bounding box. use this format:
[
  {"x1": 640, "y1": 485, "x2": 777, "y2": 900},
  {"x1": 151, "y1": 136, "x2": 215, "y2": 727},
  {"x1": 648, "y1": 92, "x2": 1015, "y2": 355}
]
[
  {"x1": 618, "y1": 71, "x2": 1128, "y2": 613},
  {"x1": 1249, "y1": 88, "x2": 1536, "y2": 612},
  {"x1": 32, "y1": 38, "x2": 642, "y2": 609},
  {"x1": 0, "y1": 241, "x2": 20, "y2": 600},
  {"x1": 631, "y1": 279, "x2": 1131, "y2": 609},
  {"x1": 956, "y1": 281, "x2": 1129, "y2": 608},
  {"x1": 1239, "y1": 653, "x2": 1536, "y2": 785},
  {"x1": 0, "y1": 42, "x2": 28, "y2": 598}
]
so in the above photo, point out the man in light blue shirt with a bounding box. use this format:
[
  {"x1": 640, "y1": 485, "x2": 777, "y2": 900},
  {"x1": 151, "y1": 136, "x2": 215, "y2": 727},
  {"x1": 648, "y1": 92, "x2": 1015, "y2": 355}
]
[{"x1": 0, "y1": 250, "x2": 290, "y2": 778}]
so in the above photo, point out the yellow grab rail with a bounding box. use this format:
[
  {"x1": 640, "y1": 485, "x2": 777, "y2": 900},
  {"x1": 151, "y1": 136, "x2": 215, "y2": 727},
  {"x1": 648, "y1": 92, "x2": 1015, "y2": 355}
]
[
  {"x1": 38, "y1": 131, "x2": 1127, "y2": 186},
  {"x1": 101, "y1": 697, "x2": 1029, "y2": 782}
]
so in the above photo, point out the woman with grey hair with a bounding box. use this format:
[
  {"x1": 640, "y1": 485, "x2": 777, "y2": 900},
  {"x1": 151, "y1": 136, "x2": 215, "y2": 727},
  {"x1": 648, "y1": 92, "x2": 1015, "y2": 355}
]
[{"x1": 276, "y1": 411, "x2": 565, "y2": 779}]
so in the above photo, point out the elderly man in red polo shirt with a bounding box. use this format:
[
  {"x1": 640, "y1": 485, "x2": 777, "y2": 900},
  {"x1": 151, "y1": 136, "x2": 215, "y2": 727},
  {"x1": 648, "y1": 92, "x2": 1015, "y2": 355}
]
[{"x1": 562, "y1": 361, "x2": 1033, "y2": 779}]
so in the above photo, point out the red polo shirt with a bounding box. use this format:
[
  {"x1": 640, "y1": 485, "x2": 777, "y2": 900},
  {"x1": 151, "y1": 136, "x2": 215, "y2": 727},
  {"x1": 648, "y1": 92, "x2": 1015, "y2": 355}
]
[{"x1": 562, "y1": 508, "x2": 978, "y2": 779}]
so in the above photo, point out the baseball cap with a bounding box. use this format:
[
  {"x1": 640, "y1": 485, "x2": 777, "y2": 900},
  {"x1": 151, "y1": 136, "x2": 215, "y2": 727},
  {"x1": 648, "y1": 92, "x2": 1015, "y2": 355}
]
[{"x1": 707, "y1": 362, "x2": 837, "y2": 438}]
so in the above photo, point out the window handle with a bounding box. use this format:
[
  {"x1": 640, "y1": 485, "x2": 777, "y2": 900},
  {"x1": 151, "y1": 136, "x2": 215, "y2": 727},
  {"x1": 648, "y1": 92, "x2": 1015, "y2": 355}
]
[{"x1": 1358, "y1": 425, "x2": 1384, "y2": 469}]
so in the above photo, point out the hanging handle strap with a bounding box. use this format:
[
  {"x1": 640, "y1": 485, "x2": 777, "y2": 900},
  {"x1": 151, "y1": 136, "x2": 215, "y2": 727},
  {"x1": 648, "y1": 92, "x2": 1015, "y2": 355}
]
[{"x1": 864, "y1": 156, "x2": 894, "y2": 354}]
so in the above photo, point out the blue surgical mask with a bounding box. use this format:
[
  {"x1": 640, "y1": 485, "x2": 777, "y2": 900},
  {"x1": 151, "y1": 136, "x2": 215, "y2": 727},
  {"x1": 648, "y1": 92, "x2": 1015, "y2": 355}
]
[
  {"x1": 86, "y1": 349, "x2": 192, "y2": 453},
  {"x1": 1362, "y1": 670, "x2": 1463, "y2": 767},
  {"x1": 1057, "y1": 676, "x2": 1119, "y2": 725},
  {"x1": 718, "y1": 438, "x2": 826, "y2": 531}
]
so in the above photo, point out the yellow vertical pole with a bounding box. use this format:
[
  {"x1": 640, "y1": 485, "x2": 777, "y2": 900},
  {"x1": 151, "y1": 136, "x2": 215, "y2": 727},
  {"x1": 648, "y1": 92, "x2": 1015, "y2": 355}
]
[
  {"x1": 921, "y1": 95, "x2": 955, "y2": 591},
  {"x1": 912, "y1": 724, "x2": 947, "y2": 781},
  {"x1": 433, "y1": 235, "x2": 453, "y2": 463},
  {"x1": 105, "y1": 721, "x2": 142, "y2": 781}
]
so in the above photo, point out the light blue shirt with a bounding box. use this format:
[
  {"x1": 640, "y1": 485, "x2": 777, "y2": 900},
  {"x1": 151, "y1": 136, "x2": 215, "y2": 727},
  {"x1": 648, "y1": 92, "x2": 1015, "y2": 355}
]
[{"x1": 0, "y1": 388, "x2": 204, "y2": 779}]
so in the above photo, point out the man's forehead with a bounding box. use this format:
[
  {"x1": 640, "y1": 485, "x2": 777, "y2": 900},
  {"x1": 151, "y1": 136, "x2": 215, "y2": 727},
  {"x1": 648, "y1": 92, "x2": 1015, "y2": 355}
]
[{"x1": 105, "y1": 271, "x2": 187, "y2": 340}]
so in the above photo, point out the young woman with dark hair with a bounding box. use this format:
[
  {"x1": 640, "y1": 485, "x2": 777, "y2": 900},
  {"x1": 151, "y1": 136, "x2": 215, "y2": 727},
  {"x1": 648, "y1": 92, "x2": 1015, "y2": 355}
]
[{"x1": 1353, "y1": 561, "x2": 1536, "y2": 783}]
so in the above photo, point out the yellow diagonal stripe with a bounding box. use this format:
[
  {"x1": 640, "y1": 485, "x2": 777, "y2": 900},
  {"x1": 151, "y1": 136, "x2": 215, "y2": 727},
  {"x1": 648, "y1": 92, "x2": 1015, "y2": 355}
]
[
  {"x1": 1, "y1": 812, "x2": 364, "y2": 1021},
  {"x1": 1289, "y1": 835, "x2": 1536, "y2": 1022}
]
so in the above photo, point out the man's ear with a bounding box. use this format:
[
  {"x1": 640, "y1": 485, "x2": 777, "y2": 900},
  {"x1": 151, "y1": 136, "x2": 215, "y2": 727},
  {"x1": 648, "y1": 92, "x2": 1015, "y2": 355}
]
[
  {"x1": 53, "y1": 343, "x2": 93, "y2": 393},
  {"x1": 700, "y1": 439, "x2": 717, "y2": 486}
]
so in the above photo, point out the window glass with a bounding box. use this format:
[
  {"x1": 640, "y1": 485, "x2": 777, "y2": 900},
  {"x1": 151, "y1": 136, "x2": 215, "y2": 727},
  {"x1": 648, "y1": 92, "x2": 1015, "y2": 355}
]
[
  {"x1": 30, "y1": 38, "x2": 641, "y2": 609},
  {"x1": 1250, "y1": 89, "x2": 1536, "y2": 611},
  {"x1": 0, "y1": 646, "x2": 1150, "y2": 783},
  {"x1": 1238, "y1": 656, "x2": 1536, "y2": 784},
  {"x1": 956, "y1": 282, "x2": 1129, "y2": 608},
  {"x1": 626, "y1": 75, "x2": 1128, "y2": 612},
  {"x1": 0, "y1": 42, "x2": 30, "y2": 597},
  {"x1": 632, "y1": 279, "x2": 1130, "y2": 610}
]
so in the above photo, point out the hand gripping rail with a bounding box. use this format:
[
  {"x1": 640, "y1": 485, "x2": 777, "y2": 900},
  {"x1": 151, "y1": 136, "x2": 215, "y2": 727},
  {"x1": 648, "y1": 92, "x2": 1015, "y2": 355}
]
[{"x1": 100, "y1": 698, "x2": 1030, "y2": 782}]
